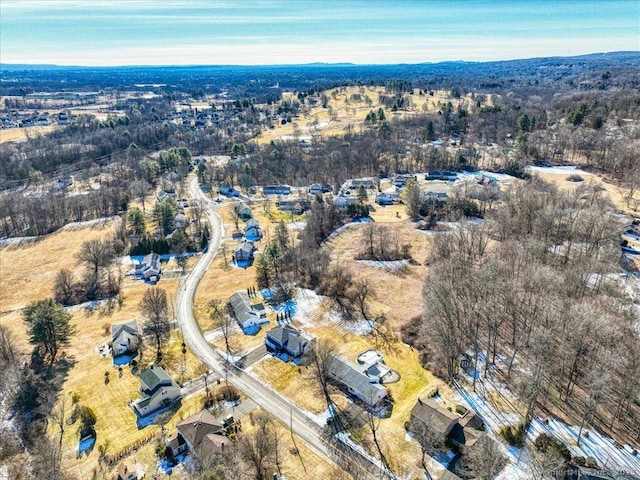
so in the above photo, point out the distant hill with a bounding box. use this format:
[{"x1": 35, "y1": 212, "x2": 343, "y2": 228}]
[{"x1": 1, "y1": 51, "x2": 638, "y2": 99}]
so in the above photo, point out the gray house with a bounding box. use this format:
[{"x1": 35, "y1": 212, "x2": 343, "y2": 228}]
[
  {"x1": 265, "y1": 325, "x2": 314, "y2": 361},
  {"x1": 137, "y1": 252, "x2": 162, "y2": 282},
  {"x1": 111, "y1": 320, "x2": 141, "y2": 356},
  {"x1": 327, "y1": 355, "x2": 389, "y2": 408},
  {"x1": 131, "y1": 365, "x2": 181, "y2": 417},
  {"x1": 234, "y1": 241, "x2": 255, "y2": 263}
]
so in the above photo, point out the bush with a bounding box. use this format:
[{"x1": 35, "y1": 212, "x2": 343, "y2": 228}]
[
  {"x1": 499, "y1": 423, "x2": 526, "y2": 448},
  {"x1": 216, "y1": 385, "x2": 240, "y2": 403},
  {"x1": 534, "y1": 433, "x2": 571, "y2": 460}
]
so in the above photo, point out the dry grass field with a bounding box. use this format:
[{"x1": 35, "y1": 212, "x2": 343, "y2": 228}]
[
  {"x1": 0, "y1": 125, "x2": 60, "y2": 143},
  {"x1": 0, "y1": 219, "x2": 214, "y2": 479},
  {"x1": 254, "y1": 86, "x2": 476, "y2": 144}
]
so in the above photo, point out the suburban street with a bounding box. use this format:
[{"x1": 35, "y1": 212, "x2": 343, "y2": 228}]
[{"x1": 178, "y1": 178, "x2": 353, "y2": 472}]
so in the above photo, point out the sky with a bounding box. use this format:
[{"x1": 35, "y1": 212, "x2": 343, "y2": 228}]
[{"x1": 1, "y1": 0, "x2": 638, "y2": 66}]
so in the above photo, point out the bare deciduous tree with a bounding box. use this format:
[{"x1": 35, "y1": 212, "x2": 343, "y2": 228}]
[{"x1": 140, "y1": 287, "x2": 170, "y2": 362}]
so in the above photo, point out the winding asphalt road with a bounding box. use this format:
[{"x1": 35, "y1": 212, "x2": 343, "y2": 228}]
[{"x1": 177, "y1": 178, "x2": 344, "y2": 469}]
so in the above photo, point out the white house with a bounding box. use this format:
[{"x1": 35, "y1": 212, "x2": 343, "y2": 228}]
[
  {"x1": 111, "y1": 320, "x2": 140, "y2": 356},
  {"x1": 131, "y1": 365, "x2": 181, "y2": 417},
  {"x1": 228, "y1": 291, "x2": 262, "y2": 329}
]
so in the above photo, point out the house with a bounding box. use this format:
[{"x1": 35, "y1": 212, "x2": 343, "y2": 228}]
[
  {"x1": 394, "y1": 174, "x2": 417, "y2": 188},
  {"x1": 309, "y1": 184, "x2": 324, "y2": 195},
  {"x1": 166, "y1": 410, "x2": 229, "y2": 457},
  {"x1": 173, "y1": 212, "x2": 187, "y2": 230},
  {"x1": 265, "y1": 325, "x2": 315, "y2": 362},
  {"x1": 234, "y1": 241, "x2": 255, "y2": 264},
  {"x1": 333, "y1": 195, "x2": 356, "y2": 209},
  {"x1": 228, "y1": 291, "x2": 262, "y2": 329},
  {"x1": 131, "y1": 365, "x2": 181, "y2": 417},
  {"x1": 424, "y1": 191, "x2": 448, "y2": 202},
  {"x1": 156, "y1": 190, "x2": 177, "y2": 203},
  {"x1": 116, "y1": 461, "x2": 143, "y2": 480},
  {"x1": 346, "y1": 177, "x2": 376, "y2": 189},
  {"x1": 277, "y1": 199, "x2": 311, "y2": 214},
  {"x1": 263, "y1": 185, "x2": 292, "y2": 196},
  {"x1": 244, "y1": 220, "x2": 262, "y2": 241},
  {"x1": 238, "y1": 203, "x2": 252, "y2": 221},
  {"x1": 111, "y1": 320, "x2": 140, "y2": 356},
  {"x1": 54, "y1": 175, "x2": 73, "y2": 190},
  {"x1": 409, "y1": 398, "x2": 486, "y2": 453},
  {"x1": 326, "y1": 355, "x2": 389, "y2": 408},
  {"x1": 220, "y1": 185, "x2": 240, "y2": 197},
  {"x1": 375, "y1": 193, "x2": 395, "y2": 206},
  {"x1": 137, "y1": 253, "x2": 162, "y2": 282},
  {"x1": 427, "y1": 171, "x2": 458, "y2": 181}
]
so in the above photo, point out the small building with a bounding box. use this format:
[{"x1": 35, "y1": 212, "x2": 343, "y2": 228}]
[
  {"x1": 111, "y1": 320, "x2": 141, "y2": 356},
  {"x1": 244, "y1": 220, "x2": 262, "y2": 241},
  {"x1": 166, "y1": 409, "x2": 229, "y2": 457},
  {"x1": 137, "y1": 252, "x2": 162, "y2": 282},
  {"x1": 327, "y1": 355, "x2": 389, "y2": 408},
  {"x1": 263, "y1": 185, "x2": 292, "y2": 196},
  {"x1": 131, "y1": 365, "x2": 181, "y2": 417},
  {"x1": 234, "y1": 240, "x2": 255, "y2": 264},
  {"x1": 228, "y1": 291, "x2": 262, "y2": 329},
  {"x1": 265, "y1": 325, "x2": 315, "y2": 363}
]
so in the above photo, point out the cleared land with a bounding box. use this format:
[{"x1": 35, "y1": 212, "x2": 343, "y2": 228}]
[
  {"x1": 0, "y1": 125, "x2": 60, "y2": 143},
  {"x1": 255, "y1": 86, "x2": 477, "y2": 143}
]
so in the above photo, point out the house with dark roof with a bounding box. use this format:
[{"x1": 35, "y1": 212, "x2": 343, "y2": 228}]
[
  {"x1": 228, "y1": 291, "x2": 263, "y2": 329},
  {"x1": 166, "y1": 410, "x2": 229, "y2": 457},
  {"x1": 234, "y1": 240, "x2": 255, "y2": 265},
  {"x1": 111, "y1": 320, "x2": 140, "y2": 356},
  {"x1": 265, "y1": 325, "x2": 314, "y2": 363},
  {"x1": 238, "y1": 203, "x2": 252, "y2": 221},
  {"x1": 131, "y1": 365, "x2": 181, "y2": 417},
  {"x1": 137, "y1": 252, "x2": 162, "y2": 282},
  {"x1": 277, "y1": 199, "x2": 311, "y2": 214},
  {"x1": 263, "y1": 185, "x2": 292, "y2": 196},
  {"x1": 326, "y1": 355, "x2": 389, "y2": 408},
  {"x1": 409, "y1": 398, "x2": 486, "y2": 454},
  {"x1": 244, "y1": 220, "x2": 262, "y2": 241}
]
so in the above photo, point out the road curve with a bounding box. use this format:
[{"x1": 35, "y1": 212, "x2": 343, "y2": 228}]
[{"x1": 177, "y1": 178, "x2": 341, "y2": 468}]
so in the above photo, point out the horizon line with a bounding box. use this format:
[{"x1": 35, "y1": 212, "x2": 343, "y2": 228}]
[{"x1": 2, "y1": 51, "x2": 638, "y2": 70}]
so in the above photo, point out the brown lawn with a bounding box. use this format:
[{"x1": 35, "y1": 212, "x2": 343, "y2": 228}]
[{"x1": 254, "y1": 86, "x2": 478, "y2": 144}]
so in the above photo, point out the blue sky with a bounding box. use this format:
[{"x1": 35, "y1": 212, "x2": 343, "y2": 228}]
[{"x1": 1, "y1": 1, "x2": 638, "y2": 66}]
